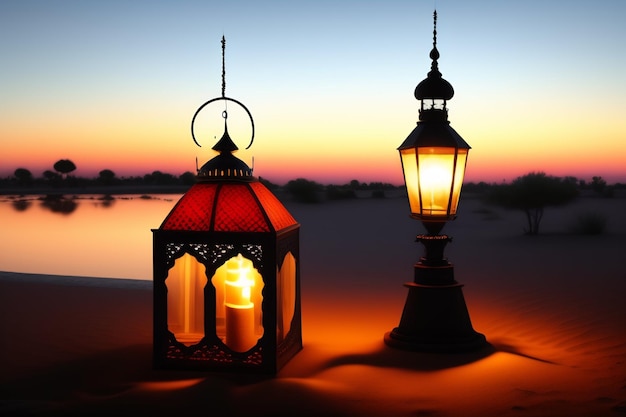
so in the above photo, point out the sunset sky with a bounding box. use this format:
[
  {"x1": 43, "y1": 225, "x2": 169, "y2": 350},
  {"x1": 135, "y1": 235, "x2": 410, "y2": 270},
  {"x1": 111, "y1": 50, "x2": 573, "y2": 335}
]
[{"x1": 1, "y1": 0, "x2": 625, "y2": 185}]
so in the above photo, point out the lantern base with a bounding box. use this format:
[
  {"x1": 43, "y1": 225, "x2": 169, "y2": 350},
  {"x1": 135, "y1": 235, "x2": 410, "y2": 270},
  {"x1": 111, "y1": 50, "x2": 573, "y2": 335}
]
[{"x1": 384, "y1": 281, "x2": 487, "y2": 353}]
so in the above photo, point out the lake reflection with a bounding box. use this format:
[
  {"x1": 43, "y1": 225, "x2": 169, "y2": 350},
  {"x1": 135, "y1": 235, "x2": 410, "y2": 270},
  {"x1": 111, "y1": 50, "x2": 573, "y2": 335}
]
[{"x1": 0, "y1": 194, "x2": 182, "y2": 280}]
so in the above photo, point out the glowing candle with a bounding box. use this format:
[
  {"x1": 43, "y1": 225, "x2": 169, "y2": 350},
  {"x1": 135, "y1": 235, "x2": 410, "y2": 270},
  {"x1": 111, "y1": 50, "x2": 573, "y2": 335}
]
[
  {"x1": 420, "y1": 158, "x2": 450, "y2": 215},
  {"x1": 224, "y1": 254, "x2": 257, "y2": 352}
]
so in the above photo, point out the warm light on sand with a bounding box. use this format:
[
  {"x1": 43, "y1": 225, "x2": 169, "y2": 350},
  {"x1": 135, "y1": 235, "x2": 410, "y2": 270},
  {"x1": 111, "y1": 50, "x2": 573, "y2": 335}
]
[
  {"x1": 1, "y1": 195, "x2": 626, "y2": 415},
  {"x1": 138, "y1": 378, "x2": 205, "y2": 392}
]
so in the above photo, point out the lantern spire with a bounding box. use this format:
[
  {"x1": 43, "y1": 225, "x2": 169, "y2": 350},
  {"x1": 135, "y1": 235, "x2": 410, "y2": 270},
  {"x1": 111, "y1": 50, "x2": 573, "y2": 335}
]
[
  {"x1": 191, "y1": 36, "x2": 255, "y2": 151},
  {"x1": 221, "y1": 35, "x2": 226, "y2": 98},
  {"x1": 414, "y1": 10, "x2": 454, "y2": 121},
  {"x1": 191, "y1": 36, "x2": 256, "y2": 181},
  {"x1": 211, "y1": 36, "x2": 239, "y2": 153},
  {"x1": 428, "y1": 10, "x2": 442, "y2": 81}
]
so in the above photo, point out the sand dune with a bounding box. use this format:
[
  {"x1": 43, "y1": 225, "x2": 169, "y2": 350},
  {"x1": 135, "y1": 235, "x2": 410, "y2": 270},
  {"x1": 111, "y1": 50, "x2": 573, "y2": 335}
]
[{"x1": 1, "y1": 196, "x2": 625, "y2": 416}]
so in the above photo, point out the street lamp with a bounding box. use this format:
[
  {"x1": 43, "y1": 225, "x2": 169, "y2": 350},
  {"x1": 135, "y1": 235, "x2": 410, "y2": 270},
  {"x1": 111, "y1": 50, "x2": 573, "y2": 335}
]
[{"x1": 384, "y1": 11, "x2": 487, "y2": 352}]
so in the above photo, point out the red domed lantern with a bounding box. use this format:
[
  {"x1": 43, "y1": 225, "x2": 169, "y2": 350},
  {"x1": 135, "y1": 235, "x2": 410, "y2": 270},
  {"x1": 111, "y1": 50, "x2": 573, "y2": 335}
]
[{"x1": 152, "y1": 37, "x2": 301, "y2": 373}]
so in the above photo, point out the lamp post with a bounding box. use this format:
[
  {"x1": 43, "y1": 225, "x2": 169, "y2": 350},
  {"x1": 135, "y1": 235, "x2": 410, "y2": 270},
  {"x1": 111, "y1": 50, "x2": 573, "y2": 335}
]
[
  {"x1": 384, "y1": 11, "x2": 487, "y2": 352},
  {"x1": 152, "y1": 37, "x2": 302, "y2": 373}
]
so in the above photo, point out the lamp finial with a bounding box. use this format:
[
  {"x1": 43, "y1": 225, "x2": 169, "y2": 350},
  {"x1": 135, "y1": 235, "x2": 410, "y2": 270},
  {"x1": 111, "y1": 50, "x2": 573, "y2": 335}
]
[
  {"x1": 431, "y1": 10, "x2": 439, "y2": 64},
  {"x1": 221, "y1": 35, "x2": 226, "y2": 98},
  {"x1": 414, "y1": 9, "x2": 454, "y2": 118}
]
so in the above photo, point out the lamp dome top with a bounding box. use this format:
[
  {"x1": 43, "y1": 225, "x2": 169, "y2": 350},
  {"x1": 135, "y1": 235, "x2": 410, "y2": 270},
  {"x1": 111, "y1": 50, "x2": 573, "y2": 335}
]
[
  {"x1": 197, "y1": 110, "x2": 254, "y2": 181},
  {"x1": 414, "y1": 10, "x2": 455, "y2": 101}
]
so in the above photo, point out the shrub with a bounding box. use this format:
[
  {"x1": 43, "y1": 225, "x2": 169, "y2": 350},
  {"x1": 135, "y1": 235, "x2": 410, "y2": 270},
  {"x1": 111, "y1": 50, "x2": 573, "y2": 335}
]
[
  {"x1": 487, "y1": 172, "x2": 578, "y2": 235},
  {"x1": 571, "y1": 212, "x2": 607, "y2": 235},
  {"x1": 285, "y1": 178, "x2": 322, "y2": 203}
]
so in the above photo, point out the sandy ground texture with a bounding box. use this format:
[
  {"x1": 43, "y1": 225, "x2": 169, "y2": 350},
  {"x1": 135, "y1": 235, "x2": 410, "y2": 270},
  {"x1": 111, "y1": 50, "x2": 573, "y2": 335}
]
[{"x1": 1, "y1": 195, "x2": 625, "y2": 416}]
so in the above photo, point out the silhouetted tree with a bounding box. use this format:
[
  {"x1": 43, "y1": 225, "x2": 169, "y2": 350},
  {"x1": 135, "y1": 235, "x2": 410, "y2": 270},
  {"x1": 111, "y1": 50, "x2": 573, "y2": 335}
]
[
  {"x1": 143, "y1": 170, "x2": 177, "y2": 186},
  {"x1": 179, "y1": 171, "x2": 196, "y2": 185},
  {"x1": 285, "y1": 178, "x2": 322, "y2": 203},
  {"x1": 97, "y1": 169, "x2": 116, "y2": 185},
  {"x1": 14, "y1": 168, "x2": 33, "y2": 185},
  {"x1": 487, "y1": 172, "x2": 578, "y2": 235},
  {"x1": 43, "y1": 170, "x2": 61, "y2": 183},
  {"x1": 591, "y1": 176, "x2": 607, "y2": 194},
  {"x1": 53, "y1": 159, "x2": 76, "y2": 179},
  {"x1": 43, "y1": 170, "x2": 55, "y2": 179},
  {"x1": 349, "y1": 179, "x2": 363, "y2": 190}
]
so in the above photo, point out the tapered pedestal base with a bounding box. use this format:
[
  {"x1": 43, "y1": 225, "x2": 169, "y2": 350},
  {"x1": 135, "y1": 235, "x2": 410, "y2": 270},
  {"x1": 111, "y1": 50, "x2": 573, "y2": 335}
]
[{"x1": 384, "y1": 281, "x2": 486, "y2": 352}]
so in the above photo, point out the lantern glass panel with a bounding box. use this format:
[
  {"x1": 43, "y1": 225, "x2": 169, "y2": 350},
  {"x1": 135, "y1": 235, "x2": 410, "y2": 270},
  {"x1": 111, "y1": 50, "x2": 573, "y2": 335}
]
[
  {"x1": 400, "y1": 147, "x2": 468, "y2": 218},
  {"x1": 166, "y1": 253, "x2": 207, "y2": 346},
  {"x1": 449, "y1": 148, "x2": 468, "y2": 217},
  {"x1": 211, "y1": 254, "x2": 264, "y2": 352},
  {"x1": 277, "y1": 252, "x2": 296, "y2": 343},
  {"x1": 400, "y1": 148, "x2": 420, "y2": 215}
]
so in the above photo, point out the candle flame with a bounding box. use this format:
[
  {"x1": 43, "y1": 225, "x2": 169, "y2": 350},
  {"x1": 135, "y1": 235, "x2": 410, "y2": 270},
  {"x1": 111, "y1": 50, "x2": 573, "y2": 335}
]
[
  {"x1": 225, "y1": 253, "x2": 255, "y2": 306},
  {"x1": 242, "y1": 285, "x2": 251, "y2": 300}
]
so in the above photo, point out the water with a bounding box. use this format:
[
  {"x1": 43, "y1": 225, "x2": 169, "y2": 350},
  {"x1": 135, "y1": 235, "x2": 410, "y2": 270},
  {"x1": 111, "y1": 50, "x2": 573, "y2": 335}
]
[{"x1": 0, "y1": 194, "x2": 182, "y2": 280}]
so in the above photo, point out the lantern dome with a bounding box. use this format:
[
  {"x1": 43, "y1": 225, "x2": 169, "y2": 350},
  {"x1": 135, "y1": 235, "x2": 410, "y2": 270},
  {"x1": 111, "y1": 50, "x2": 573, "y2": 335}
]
[
  {"x1": 197, "y1": 152, "x2": 254, "y2": 180},
  {"x1": 414, "y1": 67, "x2": 454, "y2": 101},
  {"x1": 160, "y1": 181, "x2": 297, "y2": 233}
]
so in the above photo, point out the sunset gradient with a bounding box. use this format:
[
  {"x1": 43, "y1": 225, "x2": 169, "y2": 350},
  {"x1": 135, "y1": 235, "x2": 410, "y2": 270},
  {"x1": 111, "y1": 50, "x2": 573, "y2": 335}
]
[{"x1": 1, "y1": 0, "x2": 625, "y2": 185}]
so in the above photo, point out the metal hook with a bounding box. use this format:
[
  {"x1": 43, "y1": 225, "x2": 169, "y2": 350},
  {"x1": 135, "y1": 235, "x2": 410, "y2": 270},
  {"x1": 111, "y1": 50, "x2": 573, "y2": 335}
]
[{"x1": 190, "y1": 96, "x2": 255, "y2": 149}]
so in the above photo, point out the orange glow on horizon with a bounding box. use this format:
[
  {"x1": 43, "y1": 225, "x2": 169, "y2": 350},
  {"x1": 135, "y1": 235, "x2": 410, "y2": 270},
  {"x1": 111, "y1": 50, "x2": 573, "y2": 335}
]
[{"x1": 2, "y1": 109, "x2": 625, "y2": 185}]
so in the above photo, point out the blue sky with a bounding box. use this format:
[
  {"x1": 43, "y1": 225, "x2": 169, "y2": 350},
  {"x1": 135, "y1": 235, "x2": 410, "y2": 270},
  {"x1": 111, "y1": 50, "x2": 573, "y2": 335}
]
[{"x1": 1, "y1": 0, "x2": 625, "y2": 184}]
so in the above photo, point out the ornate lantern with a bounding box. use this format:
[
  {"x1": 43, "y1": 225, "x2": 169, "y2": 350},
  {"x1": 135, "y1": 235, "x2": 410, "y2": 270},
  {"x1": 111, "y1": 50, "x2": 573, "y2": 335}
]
[
  {"x1": 384, "y1": 12, "x2": 486, "y2": 352},
  {"x1": 152, "y1": 37, "x2": 302, "y2": 373}
]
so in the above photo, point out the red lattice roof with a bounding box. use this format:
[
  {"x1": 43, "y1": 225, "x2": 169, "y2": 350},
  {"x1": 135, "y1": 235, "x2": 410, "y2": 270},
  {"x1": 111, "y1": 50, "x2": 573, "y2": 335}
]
[{"x1": 160, "y1": 182, "x2": 297, "y2": 233}]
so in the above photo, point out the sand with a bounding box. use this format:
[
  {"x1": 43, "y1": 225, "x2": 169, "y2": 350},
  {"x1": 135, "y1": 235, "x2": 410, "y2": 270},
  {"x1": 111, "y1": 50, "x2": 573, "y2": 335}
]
[{"x1": 1, "y1": 195, "x2": 625, "y2": 416}]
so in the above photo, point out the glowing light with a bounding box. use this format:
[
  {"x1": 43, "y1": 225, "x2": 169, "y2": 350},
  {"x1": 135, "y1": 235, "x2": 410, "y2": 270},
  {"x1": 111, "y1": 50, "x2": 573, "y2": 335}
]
[
  {"x1": 400, "y1": 147, "x2": 467, "y2": 218},
  {"x1": 223, "y1": 254, "x2": 259, "y2": 353},
  {"x1": 167, "y1": 253, "x2": 206, "y2": 346},
  {"x1": 138, "y1": 378, "x2": 204, "y2": 392}
]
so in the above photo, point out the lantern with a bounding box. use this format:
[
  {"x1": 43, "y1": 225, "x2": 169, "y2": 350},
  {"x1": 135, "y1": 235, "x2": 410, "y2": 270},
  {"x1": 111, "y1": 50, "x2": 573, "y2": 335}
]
[
  {"x1": 152, "y1": 37, "x2": 302, "y2": 373},
  {"x1": 398, "y1": 124, "x2": 469, "y2": 231},
  {"x1": 384, "y1": 11, "x2": 486, "y2": 352}
]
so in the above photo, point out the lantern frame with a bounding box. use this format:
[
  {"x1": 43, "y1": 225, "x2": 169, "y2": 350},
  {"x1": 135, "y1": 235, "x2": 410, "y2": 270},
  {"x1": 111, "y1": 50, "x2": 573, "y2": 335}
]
[
  {"x1": 398, "y1": 120, "x2": 470, "y2": 227},
  {"x1": 152, "y1": 36, "x2": 302, "y2": 373},
  {"x1": 153, "y1": 215, "x2": 302, "y2": 374}
]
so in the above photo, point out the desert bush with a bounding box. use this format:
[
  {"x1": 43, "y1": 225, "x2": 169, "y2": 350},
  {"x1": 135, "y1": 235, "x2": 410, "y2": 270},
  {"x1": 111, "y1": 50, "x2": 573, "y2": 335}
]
[
  {"x1": 13, "y1": 168, "x2": 33, "y2": 185},
  {"x1": 53, "y1": 159, "x2": 77, "y2": 178},
  {"x1": 487, "y1": 172, "x2": 578, "y2": 235},
  {"x1": 285, "y1": 178, "x2": 322, "y2": 203},
  {"x1": 571, "y1": 212, "x2": 608, "y2": 235}
]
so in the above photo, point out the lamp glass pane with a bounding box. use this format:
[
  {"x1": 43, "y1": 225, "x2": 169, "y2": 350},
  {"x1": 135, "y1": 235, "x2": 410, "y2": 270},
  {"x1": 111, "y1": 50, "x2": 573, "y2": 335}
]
[
  {"x1": 277, "y1": 252, "x2": 296, "y2": 343},
  {"x1": 167, "y1": 253, "x2": 206, "y2": 346},
  {"x1": 400, "y1": 149, "x2": 420, "y2": 214},
  {"x1": 449, "y1": 149, "x2": 468, "y2": 216}
]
